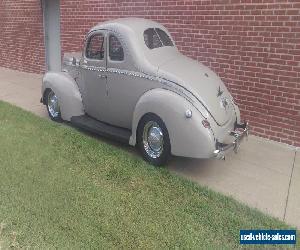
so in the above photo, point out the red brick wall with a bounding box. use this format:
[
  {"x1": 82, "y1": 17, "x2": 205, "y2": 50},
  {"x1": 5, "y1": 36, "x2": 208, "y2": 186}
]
[
  {"x1": 0, "y1": 0, "x2": 45, "y2": 73},
  {"x1": 1, "y1": 0, "x2": 300, "y2": 146}
]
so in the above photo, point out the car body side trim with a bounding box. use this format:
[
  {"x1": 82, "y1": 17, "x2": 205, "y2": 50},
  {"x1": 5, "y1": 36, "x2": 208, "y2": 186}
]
[{"x1": 80, "y1": 65, "x2": 216, "y2": 119}]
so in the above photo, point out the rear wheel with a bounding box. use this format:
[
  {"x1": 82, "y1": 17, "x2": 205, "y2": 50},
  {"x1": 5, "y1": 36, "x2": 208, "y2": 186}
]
[
  {"x1": 137, "y1": 114, "x2": 171, "y2": 166},
  {"x1": 45, "y1": 89, "x2": 61, "y2": 122}
]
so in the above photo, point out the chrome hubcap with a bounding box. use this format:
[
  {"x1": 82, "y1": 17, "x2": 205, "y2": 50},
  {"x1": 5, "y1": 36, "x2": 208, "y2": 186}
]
[
  {"x1": 47, "y1": 90, "x2": 60, "y2": 118},
  {"x1": 143, "y1": 121, "x2": 164, "y2": 159}
]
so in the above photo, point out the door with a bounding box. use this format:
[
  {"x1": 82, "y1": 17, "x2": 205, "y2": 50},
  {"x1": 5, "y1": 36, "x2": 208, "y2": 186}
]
[
  {"x1": 105, "y1": 32, "x2": 158, "y2": 129},
  {"x1": 81, "y1": 31, "x2": 108, "y2": 121},
  {"x1": 105, "y1": 33, "x2": 133, "y2": 129}
]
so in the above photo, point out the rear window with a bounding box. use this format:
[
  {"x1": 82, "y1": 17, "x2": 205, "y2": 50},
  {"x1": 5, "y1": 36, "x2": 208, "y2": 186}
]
[
  {"x1": 156, "y1": 28, "x2": 173, "y2": 47},
  {"x1": 144, "y1": 28, "x2": 173, "y2": 49}
]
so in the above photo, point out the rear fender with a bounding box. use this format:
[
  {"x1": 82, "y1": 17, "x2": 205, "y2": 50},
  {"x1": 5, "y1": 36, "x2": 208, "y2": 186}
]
[
  {"x1": 130, "y1": 88, "x2": 216, "y2": 158},
  {"x1": 42, "y1": 72, "x2": 84, "y2": 121}
]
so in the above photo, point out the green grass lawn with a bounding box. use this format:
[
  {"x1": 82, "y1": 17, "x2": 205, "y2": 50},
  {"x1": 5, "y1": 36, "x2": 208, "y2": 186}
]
[{"x1": 0, "y1": 101, "x2": 298, "y2": 249}]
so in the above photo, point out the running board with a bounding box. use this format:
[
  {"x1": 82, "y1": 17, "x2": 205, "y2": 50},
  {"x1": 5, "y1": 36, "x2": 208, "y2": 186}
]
[{"x1": 70, "y1": 115, "x2": 131, "y2": 144}]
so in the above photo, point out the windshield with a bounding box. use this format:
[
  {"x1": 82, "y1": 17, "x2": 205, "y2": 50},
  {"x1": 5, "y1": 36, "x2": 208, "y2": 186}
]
[{"x1": 144, "y1": 28, "x2": 174, "y2": 49}]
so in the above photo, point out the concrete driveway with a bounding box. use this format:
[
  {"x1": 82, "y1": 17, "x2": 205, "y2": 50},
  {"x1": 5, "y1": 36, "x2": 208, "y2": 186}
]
[{"x1": 0, "y1": 67, "x2": 299, "y2": 229}]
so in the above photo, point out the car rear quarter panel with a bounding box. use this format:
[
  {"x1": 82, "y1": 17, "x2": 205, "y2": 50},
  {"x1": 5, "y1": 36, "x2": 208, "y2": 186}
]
[{"x1": 131, "y1": 88, "x2": 216, "y2": 158}]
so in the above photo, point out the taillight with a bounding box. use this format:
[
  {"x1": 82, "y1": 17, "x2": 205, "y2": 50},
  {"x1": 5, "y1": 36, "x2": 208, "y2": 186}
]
[{"x1": 202, "y1": 119, "x2": 211, "y2": 128}]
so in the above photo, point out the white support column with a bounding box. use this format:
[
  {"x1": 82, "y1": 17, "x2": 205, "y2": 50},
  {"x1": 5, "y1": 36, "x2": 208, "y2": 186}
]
[{"x1": 41, "y1": 0, "x2": 61, "y2": 72}]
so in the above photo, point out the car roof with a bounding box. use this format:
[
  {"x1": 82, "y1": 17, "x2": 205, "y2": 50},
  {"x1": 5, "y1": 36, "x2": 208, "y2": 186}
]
[
  {"x1": 89, "y1": 17, "x2": 167, "y2": 35},
  {"x1": 88, "y1": 18, "x2": 178, "y2": 71}
]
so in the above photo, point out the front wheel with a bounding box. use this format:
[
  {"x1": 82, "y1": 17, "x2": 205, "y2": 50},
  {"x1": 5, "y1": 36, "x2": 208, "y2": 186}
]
[
  {"x1": 45, "y1": 89, "x2": 62, "y2": 122},
  {"x1": 137, "y1": 114, "x2": 171, "y2": 166}
]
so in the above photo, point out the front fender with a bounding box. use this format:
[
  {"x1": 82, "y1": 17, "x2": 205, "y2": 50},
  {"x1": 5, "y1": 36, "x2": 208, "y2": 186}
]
[
  {"x1": 42, "y1": 72, "x2": 84, "y2": 121},
  {"x1": 130, "y1": 88, "x2": 216, "y2": 158}
]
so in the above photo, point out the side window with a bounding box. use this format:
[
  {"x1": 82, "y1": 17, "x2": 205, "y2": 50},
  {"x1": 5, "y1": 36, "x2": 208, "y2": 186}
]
[
  {"x1": 86, "y1": 34, "x2": 105, "y2": 60},
  {"x1": 109, "y1": 35, "x2": 124, "y2": 61}
]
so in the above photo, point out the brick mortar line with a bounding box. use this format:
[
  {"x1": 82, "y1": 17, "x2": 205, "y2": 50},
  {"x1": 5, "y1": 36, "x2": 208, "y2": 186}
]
[{"x1": 283, "y1": 150, "x2": 297, "y2": 221}]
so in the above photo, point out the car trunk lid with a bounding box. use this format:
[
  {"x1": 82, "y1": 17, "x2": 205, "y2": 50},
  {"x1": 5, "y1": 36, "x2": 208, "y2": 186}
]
[{"x1": 157, "y1": 55, "x2": 235, "y2": 126}]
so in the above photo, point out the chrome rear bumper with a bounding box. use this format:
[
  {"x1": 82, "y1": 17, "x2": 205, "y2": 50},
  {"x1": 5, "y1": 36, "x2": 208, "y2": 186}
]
[{"x1": 213, "y1": 121, "x2": 249, "y2": 160}]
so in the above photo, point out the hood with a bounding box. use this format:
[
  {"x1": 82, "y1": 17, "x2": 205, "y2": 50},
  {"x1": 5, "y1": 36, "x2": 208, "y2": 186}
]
[{"x1": 157, "y1": 55, "x2": 235, "y2": 126}]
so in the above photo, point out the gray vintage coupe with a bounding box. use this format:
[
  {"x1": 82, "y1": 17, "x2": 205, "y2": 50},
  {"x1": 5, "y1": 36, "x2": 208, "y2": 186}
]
[{"x1": 41, "y1": 18, "x2": 248, "y2": 166}]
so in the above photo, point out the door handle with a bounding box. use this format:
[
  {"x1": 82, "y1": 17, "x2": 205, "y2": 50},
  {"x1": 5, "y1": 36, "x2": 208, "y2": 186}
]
[{"x1": 98, "y1": 74, "x2": 107, "y2": 79}]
